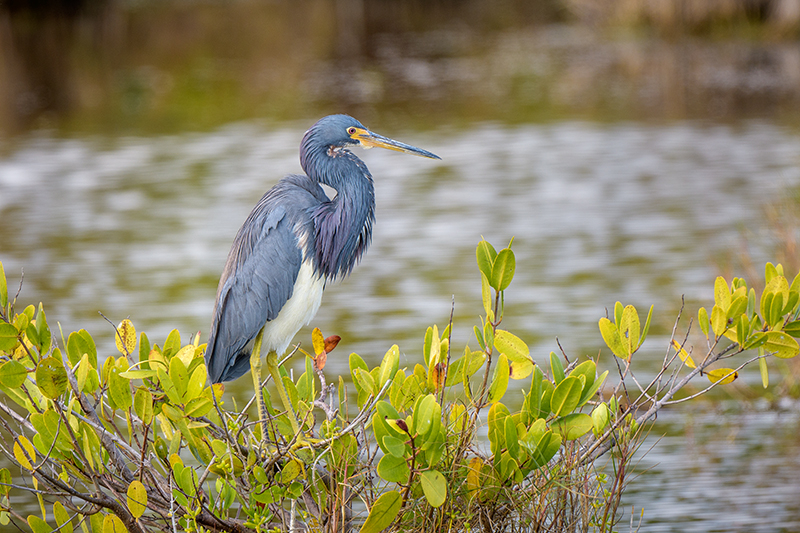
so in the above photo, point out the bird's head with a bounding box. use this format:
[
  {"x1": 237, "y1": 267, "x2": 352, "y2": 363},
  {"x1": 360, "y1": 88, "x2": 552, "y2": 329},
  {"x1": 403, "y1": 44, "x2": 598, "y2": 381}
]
[{"x1": 300, "y1": 115, "x2": 440, "y2": 182}]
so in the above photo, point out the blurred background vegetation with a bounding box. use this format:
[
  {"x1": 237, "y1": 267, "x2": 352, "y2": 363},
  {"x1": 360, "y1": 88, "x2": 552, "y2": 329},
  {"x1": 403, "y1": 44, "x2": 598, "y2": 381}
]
[{"x1": 1, "y1": 0, "x2": 800, "y2": 137}]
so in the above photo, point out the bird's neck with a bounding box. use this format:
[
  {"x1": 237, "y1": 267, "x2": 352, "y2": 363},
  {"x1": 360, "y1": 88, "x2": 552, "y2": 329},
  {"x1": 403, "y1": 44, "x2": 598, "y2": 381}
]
[{"x1": 305, "y1": 150, "x2": 376, "y2": 280}]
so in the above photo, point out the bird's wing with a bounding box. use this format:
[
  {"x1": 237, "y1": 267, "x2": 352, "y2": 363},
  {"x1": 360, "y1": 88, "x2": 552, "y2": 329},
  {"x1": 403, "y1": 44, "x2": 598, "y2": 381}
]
[{"x1": 205, "y1": 196, "x2": 305, "y2": 383}]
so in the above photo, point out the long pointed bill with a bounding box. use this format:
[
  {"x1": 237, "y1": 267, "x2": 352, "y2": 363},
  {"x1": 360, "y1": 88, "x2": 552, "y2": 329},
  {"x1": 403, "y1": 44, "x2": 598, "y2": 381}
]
[{"x1": 352, "y1": 129, "x2": 441, "y2": 160}]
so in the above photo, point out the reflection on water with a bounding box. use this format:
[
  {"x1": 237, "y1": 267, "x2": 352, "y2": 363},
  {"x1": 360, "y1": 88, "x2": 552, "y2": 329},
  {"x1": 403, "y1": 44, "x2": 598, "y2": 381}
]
[{"x1": 629, "y1": 405, "x2": 800, "y2": 532}]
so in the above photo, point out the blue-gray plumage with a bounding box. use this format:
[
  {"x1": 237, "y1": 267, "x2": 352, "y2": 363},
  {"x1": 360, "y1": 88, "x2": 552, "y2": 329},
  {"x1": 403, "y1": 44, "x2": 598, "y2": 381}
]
[{"x1": 206, "y1": 115, "x2": 440, "y2": 385}]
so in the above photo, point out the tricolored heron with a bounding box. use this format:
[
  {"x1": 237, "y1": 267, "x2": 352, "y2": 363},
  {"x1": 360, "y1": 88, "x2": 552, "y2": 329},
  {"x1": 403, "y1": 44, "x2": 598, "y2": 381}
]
[{"x1": 205, "y1": 114, "x2": 440, "y2": 436}]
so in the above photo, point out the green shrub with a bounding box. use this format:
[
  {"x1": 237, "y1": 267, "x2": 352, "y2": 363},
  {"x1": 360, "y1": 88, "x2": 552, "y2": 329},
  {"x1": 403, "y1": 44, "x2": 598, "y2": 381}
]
[{"x1": 0, "y1": 243, "x2": 798, "y2": 533}]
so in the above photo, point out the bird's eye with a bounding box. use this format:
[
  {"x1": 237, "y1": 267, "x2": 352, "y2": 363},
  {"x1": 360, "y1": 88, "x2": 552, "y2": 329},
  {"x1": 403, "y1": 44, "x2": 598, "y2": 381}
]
[{"x1": 347, "y1": 127, "x2": 357, "y2": 135}]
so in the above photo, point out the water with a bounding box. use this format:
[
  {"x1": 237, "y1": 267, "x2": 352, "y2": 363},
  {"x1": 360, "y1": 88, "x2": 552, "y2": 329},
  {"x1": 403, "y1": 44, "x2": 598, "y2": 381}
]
[{"x1": 2, "y1": 119, "x2": 800, "y2": 527}]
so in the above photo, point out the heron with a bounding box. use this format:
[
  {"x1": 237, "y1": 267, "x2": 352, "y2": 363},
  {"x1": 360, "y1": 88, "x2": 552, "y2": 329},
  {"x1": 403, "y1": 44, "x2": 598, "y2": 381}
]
[{"x1": 205, "y1": 114, "x2": 440, "y2": 437}]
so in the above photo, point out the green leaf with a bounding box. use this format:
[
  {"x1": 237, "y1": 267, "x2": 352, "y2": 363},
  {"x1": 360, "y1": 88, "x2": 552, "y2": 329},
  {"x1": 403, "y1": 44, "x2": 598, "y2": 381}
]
[
  {"x1": 134, "y1": 387, "x2": 154, "y2": 424},
  {"x1": 184, "y1": 396, "x2": 213, "y2": 417},
  {"x1": 476, "y1": 240, "x2": 498, "y2": 280},
  {"x1": 34, "y1": 303, "x2": 51, "y2": 354},
  {"x1": 591, "y1": 403, "x2": 610, "y2": 435},
  {"x1": 0, "y1": 360, "x2": 27, "y2": 388},
  {"x1": 127, "y1": 480, "x2": 147, "y2": 519},
  {"x1": 0, "y1": 468, "x2": 11, "y2": 497},
  {"x1": 157, "y1": 368, "x2": 182, "y2": 405},
  {"x1": 108, "y1": 361, "x2": 132, "y2": 411},
  {"x1": 162, "y1": 329, "x2": 182, "y2": 359},
  {"x1": 578, "y1": 369, "x2": 608, "y2": 408},
  {"x1": 493, "y1": 329, "x2": 530, "y2": 363},
  {"x1": 614, "y1": 301, "x2": 624, "y2": 328},
  {"x1": 505, "y1": 416, "x2": 520, "y2": 461},
  {"x1": 353, "y1": 368, "x2": 377, "y2": 397},
  {"x1": 0, "y1": 323, "x2": 19, "y2": 352},
  {"x1": 377, "y1": 454, "x2": 409, "y2": 483},
  {"x1": 785, "y1": 320, "x2": 800, "y2": 339},
  {"x1": 764, "y1": 331, "x2": 800, "y2": 359},
  {"x1": 551, "y1": 413, "x2": 593, "y2": 440},
  {"x1": 185, "y1": 364, "x2": 207, "y2": 401},
  {"x1": 169, "y1": 357, "x2": 189, "y2": 401},
  {"x1": 382, "y1": 435, "x2": 407, "y2": 458},
  {"x1": 419, "y1": 470, "x2": 447, "y2": 508},
  {"x1": 550, "y1": 376, "x2": 582, "y2": 417},
  {"x1": 36, "y1": 357, "x2": 68, "y2": 399},
  {"x1": 490, "y1": 248, "x2": 516, "y2": 291},
  {"x1": 727, "y1": 295, "x2": 748, "y2": 320},
  {"x1": 412, "y1": 394, "x2": 438, "y2": 437},
  {"x1": 759, "y1": 348, "x2": 769, "y2": 388},
  {"x1": 549, "y1": 351, "x2": 565, "y2": 383},
  {"x1": 360, "y1": 490, "x2": 403, "y2": 533},
  {"x1": 67, "y1": 329, "x2": 97, "y2": 369},
  {"x1": 487, "y1": 353, "x2": 510, "y2": 404}
]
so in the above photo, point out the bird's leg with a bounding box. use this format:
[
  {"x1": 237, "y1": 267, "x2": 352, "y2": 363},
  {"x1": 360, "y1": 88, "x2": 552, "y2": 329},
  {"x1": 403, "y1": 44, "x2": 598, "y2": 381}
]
[
  {"x1": 250, "y1": 326, "x2": 270, "y2": 441},
  {"x1": 265, "y1": 349, "x2": 302, "y2": 437}
]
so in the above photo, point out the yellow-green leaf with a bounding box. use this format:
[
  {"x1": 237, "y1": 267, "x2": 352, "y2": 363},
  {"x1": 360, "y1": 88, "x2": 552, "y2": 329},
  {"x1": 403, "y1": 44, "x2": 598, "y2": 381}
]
[
  {"x1": 710, "y1": 305, "x2": 727, "y2": 337},
  {"x1": 764, "y1": 331, "x2": 800, "y2": 359},
  {"x1": 494, "y1": 329, "x2": 530, "y2": 363},
  {"x1": 476, "y1": 240, "x2": 498, "y2": 281},
  {"x1": 550, "y1": 376, "x2": 582, "y2": 417},
  {"x1": 671, "y1": 339, "x2": 696, "y2": 369},
  {"x1": 53, "y1": 501, "x2": 72, "y2": 533},
  {"x1": 487, "y1": 353, "x2": 510, "y2": 403},
  {"x1": 419, "y1": 470, "x2": 447, "y2": 508},
  {"x1": 599, "y1": 318, "x2": 626, "y2": 358},
  {"x1": 490, "y1": 248, "x2": 516, "y2": 291},
  {"x1": 508, "y1": 358, "x2": 534, "y2": 380},
  {"x1": 698, "y1": 307, "x2": 710, "y2": 338},
  {"x1": 27, "y1": 516, "x2": 50, "y2": 533},
  {"x1": 619, "y1": 305, "x2": 640, "y2": 356},
  {"x1": 280, "y1": 459, "x2": 304, "y2": 484},
  {"x1": 0, "y1": 359, "x2": 27, "y2": 388},
  {"x1": 551, "y1": 413, "x2": 593, "y2": 440},
  {"x1": 0, "y1": 323, "x2": 19, "y2": 353},
  {"x1": 115, "y1": 319, "x2": 136, "y2": 356},
  {"x1": 36, "y1": 357, "x2": 68, "y2": 399},
  {"x1": 14, "y1": 436, "x2": 36, "y2": 470},
  {"x1": 127, "y1": 480, "x2": 147, "y2": 519},
  {"x1": 714, "y1": 276, "x2": 731, "y2": 310},
  {"x1": 706, "y1": 368, "x2": 738, "y2": 385},
  {"x1": 376, "y1": 454, "x2": 409, "y2": 483},
  {"x1": 360, "y1": 490, "x2": 402, "y2": 533},
  {"x1": 311, "y1": 327, "x2": 325, "y2": 356},
  {"x1": 134, "y1": 387, "x2": 154, "y2": 424},
  {"x1": 103, "y1": 514, "x2": 126, "y2": 533}
]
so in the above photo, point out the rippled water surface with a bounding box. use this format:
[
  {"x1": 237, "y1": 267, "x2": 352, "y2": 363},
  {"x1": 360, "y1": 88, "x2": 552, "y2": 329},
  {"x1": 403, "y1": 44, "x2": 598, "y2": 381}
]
[{"x1": 2, "y1": 120, "x2": 800, "y2": 528}]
